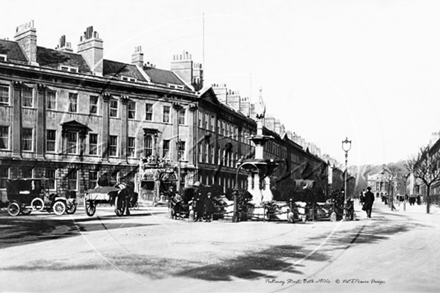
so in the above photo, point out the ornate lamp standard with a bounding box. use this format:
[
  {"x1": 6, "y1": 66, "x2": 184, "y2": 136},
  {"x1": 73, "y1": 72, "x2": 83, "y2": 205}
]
[{"x1": 342, "y1": 137, "x2": 352, "y2": 219}]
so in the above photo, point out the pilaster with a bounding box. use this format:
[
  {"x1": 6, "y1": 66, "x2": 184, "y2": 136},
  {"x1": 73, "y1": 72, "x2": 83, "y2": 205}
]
[
  {"x1": 101, "y1": 92, "x2": 110, "y2": 162},
  {"x1": 36, "y1": 84, "x2": 46, "y2": 158},
  {"x1": 172, "y1": 102, "x2": 183, "y2": 162},
  {"x1": 120, "y1": 95, "x2": 129, "y2": 162},
  {"x1": 187, "y1": 104, "x2": 197, "y2": 166},
  {"x1": 12, "y1": 81, "x2": 22, "y2": 158}
]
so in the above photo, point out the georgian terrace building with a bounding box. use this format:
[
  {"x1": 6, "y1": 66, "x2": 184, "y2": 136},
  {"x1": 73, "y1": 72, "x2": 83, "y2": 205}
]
[
  {"x1": 0, "y1": 20, "x2": 344, "y2": 203},
  {"x1": 0, "y1": 21, "x2": 200, "y2": 201}
]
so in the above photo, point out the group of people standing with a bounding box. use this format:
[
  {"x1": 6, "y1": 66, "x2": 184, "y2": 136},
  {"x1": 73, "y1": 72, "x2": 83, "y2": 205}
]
[
  {"x1": 193, "y1": 191, "x2": 215, "y2": 222},
  {"x1": 168, "y1": 183, "x2": 216, "y2": 222}
]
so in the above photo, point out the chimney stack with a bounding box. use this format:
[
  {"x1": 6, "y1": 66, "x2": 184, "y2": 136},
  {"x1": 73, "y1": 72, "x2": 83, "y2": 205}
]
[
  {"x1": 212, "y1": 84, "x2": 228, "y2": 103},
  {"x1": 274, "y1": 119, "x2": 281, "y2": 134},
  {"x1": 227, "y1": 90, "x2": 241, "y2": 111},
  {"x1": 265, "y1": 116, "x2": 276, "y2": 132},
  {"x1": 56, "y1": 35, "x2": 73, "y2": 52},
  {"x1": 171, "y1": 51, "x2": 203, "y2": 91},
  {"x1": 239, "y1": 97, "x2": 251, "y2": 117},
  {"x1": 14, "y1": 20, "x2": 38, "y2": 65},
  {"x1": 77, "y1": 26, "x2": 103, "y2": 76},
  {"x1": 132, "y1": 46, "x2": 144, "y2": 67}
]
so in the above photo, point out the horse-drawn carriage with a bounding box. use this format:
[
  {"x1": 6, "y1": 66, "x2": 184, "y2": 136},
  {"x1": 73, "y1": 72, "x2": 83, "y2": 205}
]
[
  {"x1": 83, "y1": 182, "x2": 138, "y2": 217},
  {"x1": 6, "y1": 178, "x2": 77, "y2": 217}
]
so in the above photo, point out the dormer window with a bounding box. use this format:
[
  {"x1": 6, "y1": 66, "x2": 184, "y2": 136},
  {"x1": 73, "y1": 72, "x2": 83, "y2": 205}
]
[
  {"x1": 120, "y1": 76, "x2": 136, "y2": 82},
  {"x1": 60, "y1": 65, "x2": 78, "y2": 73},
  {"x1": 167, "y1": 83, "x2": 184, "y2": 90},
  {"x1": 0, "y1": 54, "x2": 7, "y2": 62}
]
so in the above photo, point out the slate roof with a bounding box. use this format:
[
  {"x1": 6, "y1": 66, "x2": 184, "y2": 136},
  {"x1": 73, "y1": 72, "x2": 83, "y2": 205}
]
[
  {"x1": 0, "y1": 39, "x2": 193, "y2": 93},
  {"x1": 142, "y1": 65, "x2": 190, "y2": 90},
  {"x1": 36, "y1": 47, "x2": 91, "y2": 73},
  {"x1": 0, "y1": 39, "x2": 28, "y2": 64},
  {"x1": 103, "y1": 59, "x2": 147, "y2": 81}
]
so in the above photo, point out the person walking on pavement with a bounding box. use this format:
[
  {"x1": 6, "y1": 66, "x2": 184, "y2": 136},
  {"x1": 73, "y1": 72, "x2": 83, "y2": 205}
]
[{"x1": 363, "y1": 186, "x2": 375, "y2": 218}]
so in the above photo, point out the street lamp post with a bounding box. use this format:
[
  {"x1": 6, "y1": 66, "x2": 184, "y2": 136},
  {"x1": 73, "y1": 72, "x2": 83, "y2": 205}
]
[{"x1": 342, "y1": 137, "x2": 352, "y2": 219}]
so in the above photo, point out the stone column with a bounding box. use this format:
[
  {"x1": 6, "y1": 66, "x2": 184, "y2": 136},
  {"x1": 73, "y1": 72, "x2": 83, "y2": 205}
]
[
  {"x1": 247, "y1": 174, "x2": 253, "y2": 193},
  {"x1": 61, "y1": 129, "x2": 68, "y2": 157},
  {"x1": 101, "y1": 93, "x2": 110, "y2": 162},
  {"x1": 120, "y1": 95, "x2": 129, "y2": 162},
  {"x1": 172, "y1": 102, "x2": 183, "y2": 163},
  {"x1": 254, "y1": 173, "x2": 260, "y2": 193},
  {"x1": 36, "y1": 84, "x2": 46, "y2": 158},
  {"x1": 12, "y1": 81, "x2": 22, "y2": 158},
  {"x1": 187, "y1": 104, "x2": 197, "y2": 166},
  {"x1": 262, "y1": 176, "x2": 273, "y2": 202}
]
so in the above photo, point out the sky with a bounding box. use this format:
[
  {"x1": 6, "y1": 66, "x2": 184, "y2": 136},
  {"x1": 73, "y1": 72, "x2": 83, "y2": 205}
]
[{"x1": 2, "y1": 0, "x2": 440, "y2": 167}]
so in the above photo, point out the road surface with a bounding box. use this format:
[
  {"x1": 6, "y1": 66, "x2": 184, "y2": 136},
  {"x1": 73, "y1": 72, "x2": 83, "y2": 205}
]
[{"x1": 0, "y1": 200, "x2": 438, "y2": 293}]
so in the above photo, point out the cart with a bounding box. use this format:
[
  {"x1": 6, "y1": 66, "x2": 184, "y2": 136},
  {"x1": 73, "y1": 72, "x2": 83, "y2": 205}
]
[
  {"x1": 6, "y1": 178, "x2": 77, "y2": 217},
  {"x1": 83, "y1": 184, "x2": 134, "y2": 217}
]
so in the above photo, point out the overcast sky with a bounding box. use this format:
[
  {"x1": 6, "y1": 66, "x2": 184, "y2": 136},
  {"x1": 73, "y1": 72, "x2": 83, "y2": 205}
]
[{"x1": 2, "y1": 0, "x2": 440, "y2": 167}]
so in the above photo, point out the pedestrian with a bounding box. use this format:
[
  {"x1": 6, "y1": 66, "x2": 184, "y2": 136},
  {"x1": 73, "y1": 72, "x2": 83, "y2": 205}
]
[
  {"x1": 194, "y1": 192, "x2": 204, "y2": 222},
  {"x1": 204, "y1": 192, "x2": 215, "y2": 222},
  {"x1": 190, "y1": 181, "x2": 204, "y2": 221},
  {"x1": 360, "y1": 189, "x2": 365, "y2": 206},
  {"x1": 169, "y1": 186, "x2": 183, "y2": 219},
  {"x1": 97, "y1": 172, "x2": 111, "y2": 187},
  {"x1": 363, "y1": 186, "x2": 375, "y2": 218}
]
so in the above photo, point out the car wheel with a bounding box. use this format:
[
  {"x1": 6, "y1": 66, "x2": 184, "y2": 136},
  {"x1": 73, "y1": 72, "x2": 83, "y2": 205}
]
[
  {"x1": 53, "y1": 201, "x2": 66, "y2": 216},
  {"x1": 84, "y1": 199, "x2": 96, "y2": 217},
  {"x1": 31, "y1": 198, "x2": 45, "y2": 212},
  {"x1": 7, "y1": 202, "x2": 21, "y2": 217}
]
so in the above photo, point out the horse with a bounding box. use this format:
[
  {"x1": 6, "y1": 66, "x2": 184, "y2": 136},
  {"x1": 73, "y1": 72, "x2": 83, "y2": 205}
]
[{"x1": 113, "y1": 181, "x2": 137, "y2": 216}]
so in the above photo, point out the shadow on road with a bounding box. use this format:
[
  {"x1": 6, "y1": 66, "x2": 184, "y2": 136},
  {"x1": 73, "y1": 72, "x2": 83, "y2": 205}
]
[
  {"x1": 0, "y1": 213, "x2": 159, "y2": 250},
  {"x1": 174, "y1": 245, "x2": 329, "y2": 281}
]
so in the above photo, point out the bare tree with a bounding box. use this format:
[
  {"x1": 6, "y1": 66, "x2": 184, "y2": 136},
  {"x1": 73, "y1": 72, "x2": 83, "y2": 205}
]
[{"x1": 405, "y1": 145, "x2": 440, "y2": 214}]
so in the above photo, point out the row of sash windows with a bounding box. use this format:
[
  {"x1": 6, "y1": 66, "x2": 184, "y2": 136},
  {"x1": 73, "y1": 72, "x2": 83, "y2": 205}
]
[
  {"x1": 0, "y1": 85, "x2": 185, "y2": 123},
  {"x1": 0, "y1": 126, "x2": 185, "y2": 160}
]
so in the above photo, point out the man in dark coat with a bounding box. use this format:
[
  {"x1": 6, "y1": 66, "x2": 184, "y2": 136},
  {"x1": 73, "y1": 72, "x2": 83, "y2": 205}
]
[
  {"x1": 194, "y1": 192, "x2": 204, "y2": 222},
  {"x1": 204, "y1": 192, "x2": 215, "y2": 222},
  {"x1": 363, "y1": 186, "x2": 375, "y2": 218}
]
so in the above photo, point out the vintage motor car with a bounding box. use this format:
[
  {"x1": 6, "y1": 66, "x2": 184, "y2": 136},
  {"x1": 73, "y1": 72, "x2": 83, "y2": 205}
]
[{"x1": 6, "y1": 178, "x2": 77, "y2": 216}]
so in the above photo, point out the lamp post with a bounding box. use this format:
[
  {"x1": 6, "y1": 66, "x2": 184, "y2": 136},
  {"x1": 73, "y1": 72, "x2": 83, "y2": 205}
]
[{"x1": 342, "y1": 137, "x2": 352, "y2": 219}]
